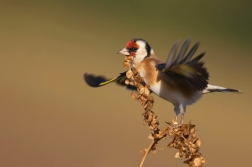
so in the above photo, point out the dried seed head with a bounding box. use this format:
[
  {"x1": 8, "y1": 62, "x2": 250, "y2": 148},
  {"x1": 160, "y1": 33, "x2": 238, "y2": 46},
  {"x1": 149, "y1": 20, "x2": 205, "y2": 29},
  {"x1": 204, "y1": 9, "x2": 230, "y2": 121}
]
[
  {"x1": 144, "y1": 88, "x2": 150, "y2": 95},
  {"x1": 175, "y1": 152, "x2": 181, "y2": 158},
  {"x1": 164, "y1": 121, "x2": 205, "y2": 166},
  {"x1": 190, "y1": 128, "x2": 196, "y2": 134},
  {"x1": 190, "y1": 144, "x2": 197, "y2": 149},
  {"x1": 123, "y1": 61, "x2": 130, "y2": 68},
  {"x1": 190, "y1": 157, "x2": 203, "y2": 167},
  {"x1": 201, "y1": 157, "x2": 206, "y2": 164},
  {"x1": 129, "y1": 81, "x2": 135, "y2": 86},
  {"x1": 179, "y1": 151, "x2": 184, "y2": 158},
  {"x1": 172, "y1": 119, "x2": 178, "y2": 125},
  {"x1": 168, "y1": 130, "x2": 174, "y2": 136},
  {"x1": 148, "y1": 134, "x2": 154, "y2": 140},
  {"x1": 131, "y1": 92, "x2": 139, "y2": 100},
  {"x1": 146, "y1": 101, "x2": 153, "y2": 109},
  {"x1": 168, "y1": 141, "x2": 174, "y2": 148},
  {"x1": 139, "y1": 95, "x2": 147, "y2": 102},
  {"x1": 140, "y1": 98, "x2": 148, "y2": 105},
  {"x1": 123, "y1": 56, "x2": 134, "y2": 68},
  {"x1": 138, "y1": 87, "x2": 145, "y2": 95},
  {"x1": 125, "y1": 79, "x2": 130, "y2": 85},
  {"x1": 126, "y1": 70, "x2": 133, "y2": 79},
  {"x1": 126, "y1": 55, "x2": 134, "y2": 61},
  {"x1": 181, "y1": 124, "x2": 188, "y2": 130},
  {"x1": 196, "y1": 139, "x2": 201, "y2": 147},
  {"x1": 137, "y1": 83, "x2": 144, "y2": 89}
]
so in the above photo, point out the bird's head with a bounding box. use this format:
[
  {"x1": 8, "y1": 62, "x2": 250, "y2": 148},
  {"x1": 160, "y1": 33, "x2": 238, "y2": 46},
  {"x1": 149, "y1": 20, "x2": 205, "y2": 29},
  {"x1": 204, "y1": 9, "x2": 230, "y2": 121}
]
[{"x1": 117, "y1": 39, "x2": 154, "y2": 64}]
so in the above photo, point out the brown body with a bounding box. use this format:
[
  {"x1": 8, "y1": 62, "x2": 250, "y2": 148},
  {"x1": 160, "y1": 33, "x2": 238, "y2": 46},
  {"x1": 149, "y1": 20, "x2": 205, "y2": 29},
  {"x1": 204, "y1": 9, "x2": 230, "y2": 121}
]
[{"x1": 135, "y1": 54, "x2": 200, "y2": 109}]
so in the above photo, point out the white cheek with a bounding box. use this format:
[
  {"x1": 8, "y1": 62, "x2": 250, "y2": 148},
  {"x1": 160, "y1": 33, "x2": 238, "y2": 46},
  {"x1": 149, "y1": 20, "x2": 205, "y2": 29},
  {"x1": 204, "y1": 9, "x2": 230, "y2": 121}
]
[
  {"x1": 138, "y1": 48, "x2": 147, "y2": 57},
  {"x1": 132, "y1": 50, "x2": 147, "y2": 64}
]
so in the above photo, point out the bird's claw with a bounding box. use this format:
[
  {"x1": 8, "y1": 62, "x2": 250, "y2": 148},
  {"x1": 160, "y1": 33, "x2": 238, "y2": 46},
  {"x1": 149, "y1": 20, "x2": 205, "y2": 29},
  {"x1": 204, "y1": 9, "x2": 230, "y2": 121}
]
[
  {"x1": 172, "y1": 120, "x2": 184, "y2": 128},
  {"x1": 172, "y1": 113, "x2": 184, "y2": 128}
]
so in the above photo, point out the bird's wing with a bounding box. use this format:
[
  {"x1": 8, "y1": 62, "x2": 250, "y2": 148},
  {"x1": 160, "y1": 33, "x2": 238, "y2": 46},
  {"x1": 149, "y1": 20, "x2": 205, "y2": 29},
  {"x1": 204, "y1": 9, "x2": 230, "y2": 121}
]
[
  {"x1": 84, "y1": 71, "x2": 137, "y2": 91},
  {"x1": 156, "y1": 39, "x2": 209, "y2": 91}
]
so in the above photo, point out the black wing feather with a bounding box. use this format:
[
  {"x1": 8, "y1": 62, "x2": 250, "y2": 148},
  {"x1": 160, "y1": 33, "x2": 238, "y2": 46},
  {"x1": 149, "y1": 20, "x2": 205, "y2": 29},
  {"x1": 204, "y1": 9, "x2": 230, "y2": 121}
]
[
  {"x1": 84, "y1": 72, "x2": 137, "y2": 91},
  {"x1": 159, "y1": 39, "x2": 209, "y2": 91},
  {"x1": 164, "y1": 41, "x2": 180, "y2": 69},
  {"x1": 84, "y1": 73, "x2": 107, "y2": 87},
  {"x1": 180, "y1": 42, "x2": 200, "y2": 64},
  {"x1": 173, "y1": 38, "x2": 190, "y2": 65}
]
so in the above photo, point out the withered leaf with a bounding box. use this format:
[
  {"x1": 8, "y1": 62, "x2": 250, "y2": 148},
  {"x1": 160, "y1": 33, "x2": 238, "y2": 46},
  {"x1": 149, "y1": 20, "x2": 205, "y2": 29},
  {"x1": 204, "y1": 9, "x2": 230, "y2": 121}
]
[
  {"x1": 125, "y1": 79, "x2": 130, "y2": 85},
  {"x1": 140, "y1": 149, "x2": 147, "y2": 155},
  {"x1": 172, "y1": 119, "x2": 178, "y2": 125},
  {"x1": 201, "y1": 157, "x2": 206, "y2": 164},
  {"x1": 167, "y1": 141, "x2": 174, "y2": 148},
  {"x1": 183, "y1": 158, "x2": 191, "y2": 164},
  {"x1": 148, "y1": 96, "x2": 154, "y2": 102},
  {"x1": 127, "y1": 55, "x2": 134, "y2": 61},
  {"x1": 179, "y1": 151, "x2": 184, "y2": 158},
  {"x1": 196, "y1": 139, "x2": 201, "y2": 147},
  {"x1": 131, "y1": 92, "x2": 139, "y2": 100},
  {"x1": 175, "y1": 152, "x2": 180, "y2": 158},
  {"x1": 148, "y1": 134, "x2": 154, "y2": 140},
  {"x1": 192, "y1": 157, "x2": 202, "y2": 167},
  {"x1": 126, "y1": 70, "x2": 133, "y2": 78},
  {"x1": 129, "y1": 81, "x2": 135, "y2": 86},
  {"x1": 151, "y1": 150, "x2": 157, "y2": 154}
]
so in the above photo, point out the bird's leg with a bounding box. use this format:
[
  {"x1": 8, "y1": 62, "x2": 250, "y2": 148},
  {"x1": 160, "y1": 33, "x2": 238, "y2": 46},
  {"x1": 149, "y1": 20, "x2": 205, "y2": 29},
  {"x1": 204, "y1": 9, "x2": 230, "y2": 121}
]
[
  {"x1": 173, "y1": 113, "x2": 184, "y2": 127},
  {"x1": 173, "y1": 104, "x2": 186, "y2": 127},
  {"x1": 178, "y1": 113, "x2": 184, "y2": 126}
]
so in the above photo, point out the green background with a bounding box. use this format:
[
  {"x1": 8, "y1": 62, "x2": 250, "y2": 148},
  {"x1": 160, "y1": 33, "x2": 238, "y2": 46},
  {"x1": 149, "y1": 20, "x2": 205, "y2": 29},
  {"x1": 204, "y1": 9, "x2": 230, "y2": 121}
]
[{"x1": 0, "y1": 0, "x2": 251, "y2": 166}]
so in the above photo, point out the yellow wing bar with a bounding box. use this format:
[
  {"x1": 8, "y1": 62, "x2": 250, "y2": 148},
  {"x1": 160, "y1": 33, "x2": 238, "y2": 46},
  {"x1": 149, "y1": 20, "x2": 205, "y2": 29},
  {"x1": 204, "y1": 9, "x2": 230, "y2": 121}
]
[{"x1": 98, "y1": 77, "x2": 118, "y2": 86}]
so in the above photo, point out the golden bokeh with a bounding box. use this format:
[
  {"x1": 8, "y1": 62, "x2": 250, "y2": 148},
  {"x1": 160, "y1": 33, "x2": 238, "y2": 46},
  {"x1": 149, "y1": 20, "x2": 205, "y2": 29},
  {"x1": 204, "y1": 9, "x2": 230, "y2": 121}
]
[{"x1": 0, "y1": 1, "x2": 251, "y2": 167}]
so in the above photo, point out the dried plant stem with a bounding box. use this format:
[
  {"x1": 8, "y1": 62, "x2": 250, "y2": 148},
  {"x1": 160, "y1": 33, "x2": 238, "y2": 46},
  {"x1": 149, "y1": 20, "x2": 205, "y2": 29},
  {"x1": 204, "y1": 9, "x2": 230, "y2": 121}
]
[
  {"x1": 139, "y1": 127, "x2": 171, "y2": 167},
  {"x1": 139, "y1": 140, "x2": 155, "y2": 167},
  {"x1": 124, "y1": 64, "x2": 206, "y2": 167}
]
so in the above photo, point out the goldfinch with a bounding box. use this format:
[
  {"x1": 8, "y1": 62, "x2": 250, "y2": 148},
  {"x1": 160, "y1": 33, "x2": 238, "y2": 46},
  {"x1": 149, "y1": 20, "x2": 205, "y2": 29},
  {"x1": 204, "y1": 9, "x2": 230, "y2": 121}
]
[{"x1": 84, "y1": 38, "x2": 241, "y2": 126}]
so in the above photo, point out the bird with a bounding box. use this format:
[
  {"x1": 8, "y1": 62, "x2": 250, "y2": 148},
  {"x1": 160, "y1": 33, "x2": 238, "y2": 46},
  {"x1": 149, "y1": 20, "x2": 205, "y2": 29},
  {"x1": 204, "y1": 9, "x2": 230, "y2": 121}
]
[{"x1": 84, "y1": 38, "x2": 241, "y2": 126}]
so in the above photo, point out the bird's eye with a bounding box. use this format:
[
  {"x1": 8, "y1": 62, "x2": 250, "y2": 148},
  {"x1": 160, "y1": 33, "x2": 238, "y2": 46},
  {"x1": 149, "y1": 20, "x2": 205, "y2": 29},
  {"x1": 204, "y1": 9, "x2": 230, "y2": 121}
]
[{"x1": 132, "y1": 47, "x2": 138, "y2": 51}]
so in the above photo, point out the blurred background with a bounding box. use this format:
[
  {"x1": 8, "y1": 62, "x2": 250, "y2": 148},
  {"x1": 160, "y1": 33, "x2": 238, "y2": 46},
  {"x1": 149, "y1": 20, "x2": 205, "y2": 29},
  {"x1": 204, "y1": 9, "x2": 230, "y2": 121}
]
[{"x1": 0, "y1": 0, "x2": 251, "y2": 167}]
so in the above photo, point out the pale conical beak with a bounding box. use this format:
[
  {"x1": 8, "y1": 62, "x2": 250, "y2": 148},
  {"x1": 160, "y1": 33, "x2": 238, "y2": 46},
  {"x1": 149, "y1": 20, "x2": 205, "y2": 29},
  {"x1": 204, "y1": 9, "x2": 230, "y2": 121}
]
[{"x1": 117, "y1": 48, "x2": 130, "y2": 55}]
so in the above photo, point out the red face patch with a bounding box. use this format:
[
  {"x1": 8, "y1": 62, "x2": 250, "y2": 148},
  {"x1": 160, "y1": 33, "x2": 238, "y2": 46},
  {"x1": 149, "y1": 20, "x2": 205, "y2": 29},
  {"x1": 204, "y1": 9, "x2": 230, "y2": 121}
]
[{"x1": 126, "y1": 40, "x2": 139, "y2": 49}]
